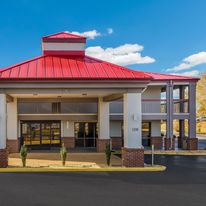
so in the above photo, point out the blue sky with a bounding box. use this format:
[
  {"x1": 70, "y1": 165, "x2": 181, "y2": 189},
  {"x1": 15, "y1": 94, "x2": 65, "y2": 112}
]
[{"x1": 0, "y1": 0, "x2": 206, "y2": 76}]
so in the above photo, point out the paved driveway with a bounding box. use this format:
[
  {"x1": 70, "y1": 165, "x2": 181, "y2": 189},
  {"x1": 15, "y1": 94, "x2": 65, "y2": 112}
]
[{"x1": 0, "y1": 155, "x2": 206, "y2": 206}]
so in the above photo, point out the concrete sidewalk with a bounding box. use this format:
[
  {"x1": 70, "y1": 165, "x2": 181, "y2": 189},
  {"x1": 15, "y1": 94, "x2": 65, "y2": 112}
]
[{"x1": 9, "y1": 152, "x2": 122, "y2": 168}]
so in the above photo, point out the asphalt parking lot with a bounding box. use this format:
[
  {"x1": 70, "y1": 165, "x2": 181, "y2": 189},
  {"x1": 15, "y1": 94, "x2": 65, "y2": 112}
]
[{"x1": 0, "y1": 155, "x2": 206, "y2": 206}]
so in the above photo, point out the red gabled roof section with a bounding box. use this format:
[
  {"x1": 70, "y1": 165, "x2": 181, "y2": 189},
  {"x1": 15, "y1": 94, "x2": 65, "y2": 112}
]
[
  {"x1": 42, "y1": 32, "x2": 86, "y2": 43},
  {"x1": 0, "y1": 55, "x2": 152, "y2": 81},
  {"x1": 146, "y1": 72, "x2": 199, "y2": 81},
  {"x1": 43, "y1": 31, "x2": 86, "y2": 40}
]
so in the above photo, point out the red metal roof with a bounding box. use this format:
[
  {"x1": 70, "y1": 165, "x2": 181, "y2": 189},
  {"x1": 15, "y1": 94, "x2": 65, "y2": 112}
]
[
  {"x1": 146, "y1": 72, "x2": 199, "y2": 81},
  {"x1": 0, "y1": 55, "x2": 152, "y2": 80},
  {"x1": 0, "y1": 31, "x2": 199, "y2": 82}
]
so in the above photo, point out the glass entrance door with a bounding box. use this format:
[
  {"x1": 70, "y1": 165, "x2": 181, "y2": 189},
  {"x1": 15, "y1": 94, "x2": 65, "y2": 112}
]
[
  {"x1": 21, "y1": 121, "x2": 61, "y2": 149},
  {"x1": 74, "y1": 122, "x2": 98, "y2": 147}
]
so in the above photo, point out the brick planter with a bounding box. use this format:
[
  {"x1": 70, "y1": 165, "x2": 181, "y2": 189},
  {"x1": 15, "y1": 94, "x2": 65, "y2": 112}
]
[
  {"x1": 164, "y1": 138, "x2": 175, "y2": 150},
  {"x1": 0, "y1": 149, "x2": 8, "y2": 168},
  {"x1": 187, "y1": 138, "x2": 198, "y2": 150},
  {"x1": 150, "y1": 136, "x2": 163, "y2": 149},
  {"x1": 7, "y1": 139, "x2": 19, "y2": 153},
  {"x1": 122, "y1": 147, "x2": 144, "y2": 167},
  {"x1": 96, "y1": 139, "x2": 110, "y2": 152},
  {"x1": 62, "y1": 137, "x2": 75, "y2": 149},
  {"x1": 111, "y1": 137, "x2": 122, "y2": 150}
]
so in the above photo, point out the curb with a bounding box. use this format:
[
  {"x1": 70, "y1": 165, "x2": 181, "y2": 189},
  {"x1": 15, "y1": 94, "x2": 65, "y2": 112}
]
[
  {"x1": 113, "y1": 151, "x2": 206, "y2": 156},
  {"x1": 144, "y1": 151, "x2": 206, "y2": 156},
  {"x1": 0, "y1": 165, "x2": 166, "y2": 173}
]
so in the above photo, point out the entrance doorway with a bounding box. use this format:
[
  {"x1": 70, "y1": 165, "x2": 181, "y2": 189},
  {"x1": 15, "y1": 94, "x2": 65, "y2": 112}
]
[
  {"x1": 20, "y1": 121, "x2": 61, "y2": 149},
  {"x1": 74, "y1": 122, "x2": 98, "y2": 148}
]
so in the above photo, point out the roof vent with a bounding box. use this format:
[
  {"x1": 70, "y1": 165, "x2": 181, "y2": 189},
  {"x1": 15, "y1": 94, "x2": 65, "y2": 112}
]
[{"x1": 42, "y1": 32, "x2": 86, "y2": 56}]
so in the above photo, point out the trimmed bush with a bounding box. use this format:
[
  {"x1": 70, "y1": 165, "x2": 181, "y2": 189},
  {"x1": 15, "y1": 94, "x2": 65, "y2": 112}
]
[
  {"x1": 20, "y1": 144, "x2": 28, "y2": 167},
  {"x1": 105, "y1": 144, "x2": 111, "y2": 166},
  {"x1": 60, "y1": 143, "x2": 67, "y2": 166}
]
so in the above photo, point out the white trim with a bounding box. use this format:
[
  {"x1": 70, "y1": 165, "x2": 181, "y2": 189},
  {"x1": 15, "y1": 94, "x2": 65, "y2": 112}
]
[
  {"x1": 42, "y1": 42, "x2": 85, "y2": 51},
  {"x1": 110, "y1": 113, "x2": 123, "y2": 115},
  {"x1": 18, "y1": 113, "x2": 97, "y2": 116},
  {"x1": 142, "y1": 113, "x2": 167, "y2": 115}
]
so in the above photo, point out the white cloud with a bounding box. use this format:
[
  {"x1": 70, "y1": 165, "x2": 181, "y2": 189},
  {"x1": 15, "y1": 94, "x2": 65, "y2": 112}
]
[
  {"x1": 69, "y1": 30, "x2": 101, "y2": 40},
  {"x1": 107, "y1": 28, "x2": 113, "y2": 34},
  {"x1": 170, "y1": 70, "x2": 200, "y2": 77},
  {"x1": 167, "y1": 51, "x2": 206, "y2": 72},
  {"x1": 86, "y1": 44, "x2": 155, "y2": 66},
  {"x1": 67, "y1": 28, "x2": 114, "y2": 40}
]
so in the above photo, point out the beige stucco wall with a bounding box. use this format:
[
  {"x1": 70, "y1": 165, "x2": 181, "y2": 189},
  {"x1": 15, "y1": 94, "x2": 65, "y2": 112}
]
[
  {"x1": 142, "y1": 86, "x2": 162, "y2": 99},
  {"x1": 61, "y1": 120, "x2": 75, "y2": 137},
  {"x1": 142, "y1": 86, "x2": 162, "y2": 113}
]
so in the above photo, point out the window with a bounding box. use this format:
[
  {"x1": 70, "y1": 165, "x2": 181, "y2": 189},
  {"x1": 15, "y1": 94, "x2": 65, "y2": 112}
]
[
  {"x1": 110, "y1": 101, "x2": 123, "y2": 113},
  {"x1": 142, "y1": 122, "x2": 151, "y2": 137},
  {"x1": 61, "y1": 102, "x2": 97, "y2": 113},
  {"x1": 18, "y1": 101, "x2": 98, "y2": 114},
  {"x1": 18, "y1": 102, "x2": 52, "y2": 114},
  {"x1": 52, "y1": 102, "x2": 61, "y2": 113}
]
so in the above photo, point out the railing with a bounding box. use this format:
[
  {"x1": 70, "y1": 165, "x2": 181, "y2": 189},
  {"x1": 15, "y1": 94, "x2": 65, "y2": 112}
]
[
  {"x1": 142, "y1": 99, "x2": 189, "y2": 114},
  {"x1": 173, "y1": 99, "x2": 188, "y2": 113},
  {"x1": 142, "y1": 99, "x2": 167, "y2": 113}
]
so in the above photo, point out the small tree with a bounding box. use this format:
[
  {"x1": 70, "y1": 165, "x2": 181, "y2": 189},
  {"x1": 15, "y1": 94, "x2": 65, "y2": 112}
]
[
  {"x1": 20, "y1": 144, "x2": 27, "y2": 167},
  {"x1": 60, "y1": 144, "x2": 67, "y2": 166},
  {"x1": 105, "y1": 144, "x2": 111, "y2": 166}
]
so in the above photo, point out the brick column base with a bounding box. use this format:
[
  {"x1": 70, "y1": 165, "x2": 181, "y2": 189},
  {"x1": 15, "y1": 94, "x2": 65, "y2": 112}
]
[
  {"x1": 62, "y1": 137, "x2": 75, "y2": 149},
  {"x1": 7, "y1": 139, "x2": 19, "y2": 153},
  {"x1": 111, "y1": 137, "x2": 123, "y2": 150},
  {"x1": 177, "y1": 136, "x2": 182, "y2": 148},
  {"x1": 187, "y1": 138, "x2": 198, "y2": 150},
  {"x1": 150, "y1": 137, "x2": 163, "y2": 149},
  {"x1": 0, "y1": 149, "x2": 8, "y2": 168},
  {"x1": 164, "y1": 138, "x2": 175, "y2": 150},
  {"x1": 122, "y1": 148, "x2": 144, "y2": 167},
  {"x1": 96, "y1": 139, "x2": 110, "y2": 152}
]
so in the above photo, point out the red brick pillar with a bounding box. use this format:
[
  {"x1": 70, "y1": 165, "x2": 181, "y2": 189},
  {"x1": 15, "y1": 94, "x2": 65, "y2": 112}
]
[
  {"x1": 111, "y1": 137, "x2": 123, "y2": 150},
  {"x1": 150, "y1": 137, "x2": 163, "y2": 149},
  {"x1": 0, "y1": 149, "x2": 8, "y2": 168},
  {"x1": 7, "y1": 139, "x2": 19, "y2": 153},
  {"x1": 122, "y1": 148, "x2": 144, "y2": 167},
  {"x1": 187, "y1": 138, "x2": 198, "y2": 150},
  {"x1": 164, "y1": 138, "x2": 175, "y2": 150},
  {"x1": 96, "y1": 139, "x2": 110, "y2": 152},
  {"x1": 62, "y1": 137, "x2": 75, "y2": 149}
]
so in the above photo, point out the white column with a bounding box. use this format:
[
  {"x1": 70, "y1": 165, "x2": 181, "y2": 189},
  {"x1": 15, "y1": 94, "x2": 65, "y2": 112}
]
[
  {"x1": 7, "y1": 98, "x2": 18, "y2": 140},
  {"x1": 0, "y1": 94, "x2": 7, "y2": 149},
  {"x1": 98, "y1": 97, "x2": 110, "y2": 139},
  {"x1": 123, "y1": 93, "x2": 142, "y2": 148}
]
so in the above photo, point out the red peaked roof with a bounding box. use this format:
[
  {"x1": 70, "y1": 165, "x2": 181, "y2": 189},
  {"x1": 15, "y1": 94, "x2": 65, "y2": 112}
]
[
  {"x1": 42, "y1": 32, "x2": 86, "y2": 43},
  {"x1": 42, "y1": 32, "x2": 86, "y2": 40},
  {"x1": 0, "y1": 55, "x2": 152, "y2": 80}
]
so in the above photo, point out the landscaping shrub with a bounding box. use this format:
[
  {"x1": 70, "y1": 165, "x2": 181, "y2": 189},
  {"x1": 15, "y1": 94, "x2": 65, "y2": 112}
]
[
  {"x1": 105, "y1": 144, "x2": 111, "y2": 166},
  {"x1": 20, "y1": 144, "x2": 28, "y2": 167},
  {"x1": 60, "y1": 144, "x2": 67, "y2": 166}
]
